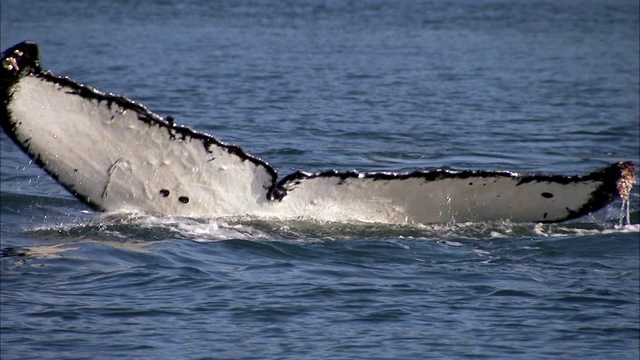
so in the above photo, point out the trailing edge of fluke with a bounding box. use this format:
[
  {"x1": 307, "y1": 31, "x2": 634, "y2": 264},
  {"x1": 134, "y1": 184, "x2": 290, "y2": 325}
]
[{"x1": 1, "y1": 41, "x2": 636, "y2": 225}]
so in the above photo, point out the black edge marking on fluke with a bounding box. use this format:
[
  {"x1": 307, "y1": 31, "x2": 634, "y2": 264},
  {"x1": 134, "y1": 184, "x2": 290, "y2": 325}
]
[
  {"x1": 572, "y1": 161, "x2": 636, "y2": 222},
  {"x1": 516, "y1": 161, "x2": 635, "y2": 222},
  {"x1": 1, "y1": 41, "x2": 281, "y2": 209},
  {"x1": 0, "y1": 42, "x2": 106, "y2": 208},
  {"x1": 56, "y1": 75, "x2": 280, "y2": 184},
  {"x1": 274, "y1": 168, "x2": 518, "y2": 197},
  {"x1": 45, "y1": 67, "x2": 279, "y2": 184},
  {"x1": 1, "y1": 41, "x2": 41, "y2": 137},
  {"x1": 274, "y1": 163, "x2": 636, "y2": 223}
]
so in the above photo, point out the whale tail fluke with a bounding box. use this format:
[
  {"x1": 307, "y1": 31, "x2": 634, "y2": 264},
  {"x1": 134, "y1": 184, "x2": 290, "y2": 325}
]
[{"x1": 1, "y1": 41, "x2": 636, "y2": 225}]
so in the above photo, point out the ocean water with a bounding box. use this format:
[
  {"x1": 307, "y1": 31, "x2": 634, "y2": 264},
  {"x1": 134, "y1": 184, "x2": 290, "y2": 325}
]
[{"x1": 1, "y1": 1, "x2": 639, "y2": 359}]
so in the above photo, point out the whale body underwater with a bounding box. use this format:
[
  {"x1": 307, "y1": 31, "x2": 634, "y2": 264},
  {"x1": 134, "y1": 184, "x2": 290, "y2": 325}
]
[{"x1": 1, "y1": 41, "x2": 636, "y2": 225}]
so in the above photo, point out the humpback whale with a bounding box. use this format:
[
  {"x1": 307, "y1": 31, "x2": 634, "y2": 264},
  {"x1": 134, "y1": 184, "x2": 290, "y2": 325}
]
[{"x1": 1, "y1": 41, "x2": 636, "y2": 225}]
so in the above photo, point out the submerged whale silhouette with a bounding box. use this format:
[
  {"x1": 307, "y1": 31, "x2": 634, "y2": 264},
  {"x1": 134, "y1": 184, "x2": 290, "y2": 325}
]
[{"x1": 1, "y1": 41, "x2": 636, "y2": 224}]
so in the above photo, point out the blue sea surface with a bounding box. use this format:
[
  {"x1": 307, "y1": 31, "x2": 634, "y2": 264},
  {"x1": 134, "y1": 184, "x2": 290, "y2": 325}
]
[{"x1": 1, "y1": 1, "x2": 639, "y2": 359}]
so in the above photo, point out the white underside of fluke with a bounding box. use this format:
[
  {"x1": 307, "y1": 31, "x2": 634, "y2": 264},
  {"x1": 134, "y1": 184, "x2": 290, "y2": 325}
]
[
  {"x1": 8, "y1": 76, "x2": 275, "y2": 217},
  {"x1": 276, "y1": 174, "x2": 600, "y2": 223},
  {"x1": 3, "y1": 64, "x2": 634, "y2": 225}
]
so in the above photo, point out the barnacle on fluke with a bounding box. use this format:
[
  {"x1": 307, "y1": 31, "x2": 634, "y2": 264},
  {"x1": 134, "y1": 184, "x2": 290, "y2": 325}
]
[{"x1": 1, "y1": 41, "x2": 636, "y2": 224}]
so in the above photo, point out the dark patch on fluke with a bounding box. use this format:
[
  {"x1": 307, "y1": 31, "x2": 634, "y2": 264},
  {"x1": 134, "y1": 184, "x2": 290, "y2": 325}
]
[{"x1": 1, "y1": 41, "x2": 636, "y2": 223}]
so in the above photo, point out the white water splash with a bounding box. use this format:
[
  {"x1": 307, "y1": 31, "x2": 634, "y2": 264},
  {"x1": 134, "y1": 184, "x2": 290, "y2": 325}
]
[
  {"x1": 24, "y1": 208, "x2": 639, "y2": 244},
  {"x1": 97, "y1": 212, "x2": 272, "y2": 242}
]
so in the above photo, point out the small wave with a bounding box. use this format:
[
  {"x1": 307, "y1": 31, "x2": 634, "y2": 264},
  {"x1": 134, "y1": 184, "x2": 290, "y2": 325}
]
[
  {"x1": 532, "y1": 222, "x2": 639, "y2": 238},
  {"x1": 603, "y1": 224, "x2": 640, "y2": 233},
  {"x1": 130, "y1": 214, "x2": 272, "y2": 242},
  {"x1": 21, "y1": 210, "x2": 639, "y2": 245},
  {"x1": 27, "y1": 211, "x2": 272, "y2": 243}
]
